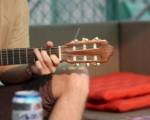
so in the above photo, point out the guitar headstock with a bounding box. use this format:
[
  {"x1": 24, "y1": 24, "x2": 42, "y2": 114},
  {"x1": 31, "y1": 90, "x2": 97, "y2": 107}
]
[{"x1": 60, "y1": 37, "x2": 114, "y2": 66}]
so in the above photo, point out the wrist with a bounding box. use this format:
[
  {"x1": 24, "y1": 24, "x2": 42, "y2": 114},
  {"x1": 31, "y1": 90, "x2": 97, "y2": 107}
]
[
  {"x1": 25, "y1": 65, "x2": 33, "y2": 79},
  {"x1": 26, "y1": 65, "x2": 52, "y2": 79}
]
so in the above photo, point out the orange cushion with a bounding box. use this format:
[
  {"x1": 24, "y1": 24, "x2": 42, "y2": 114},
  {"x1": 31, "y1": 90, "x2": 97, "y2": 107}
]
[
  {"x1": 87, "y1": 94, "x2": 150, "y2": 112},
  {"x1": 88, "y1": 72, "x2": 150, "y2": 101}
]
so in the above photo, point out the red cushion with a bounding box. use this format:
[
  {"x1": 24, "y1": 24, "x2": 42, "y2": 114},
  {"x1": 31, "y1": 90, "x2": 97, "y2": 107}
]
[
  {"x1": 87, "y1": 94, "x2": 150, "y2": 112},
  {"x1": 89, "y1": 72, "x2": 150, "y2": 101}
]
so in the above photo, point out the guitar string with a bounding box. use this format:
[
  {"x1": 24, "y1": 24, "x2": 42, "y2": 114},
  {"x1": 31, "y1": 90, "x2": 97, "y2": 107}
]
[
  {"x1": 0, "y1": 46, "x2": 95, "y2": 53},
  {"x1": 0, "y1": 55, "x2": 99, "y2": 64},
  {"x1": 0, "y1": 46, "x2": 97, "y2": 63},
  {"x1": 0, "y1": 46, "x2": 79, "y2": 50},
  {"x1": 0, "y1": 54, "x2": 98, "y2": 59},
  {"x1": 0, "y1": 43, "x2": 98, "y2": 51}
]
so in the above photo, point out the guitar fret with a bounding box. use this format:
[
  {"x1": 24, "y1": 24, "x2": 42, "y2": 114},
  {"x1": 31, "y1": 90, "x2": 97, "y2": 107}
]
[
  {"x1": 27, "y1": 48, "x2": 30, "y2": 64},
  {"x1": 8, "y1": 49, "x2": 13, "y2": 65},
  {"x1": 28, "y1": 48, "x2": 35, "y2": 64},
  {"x1": 12, "y1": 48, "x2": 14, "y2": 64},
  {"x1": 33, "y1": 49, "x2": 36, "y2": 63},
  {"x1": 58, "y1": 46, "x2": 62, "y2": 61},
  {"x1": 19, "y1": 48, "x2": 21, "y2": 64},
  {"x1": 6, "y1": 49, "x2": 8, "y2": 64},
  {"x1": 20, "y1": 49, "x2": 26, "y2": 64},
  {"x1": 14, "y1": 49, "x2": 19, "y2": 64},
  {"x1": 49, "y1": 48, "x2": 51, "y2": 55},
  {"x1": 2, "y1": 49, "x2": 7, "y2": 65},
  {"x1": 26, "y1": 48, "x2": 28, "y2": 64},
  {"x1": 0, "y1": 47, "x2": 59, "y2": 65},
  {"x1": 0, "y1": 50, "x2": 2, "y2": 65}
]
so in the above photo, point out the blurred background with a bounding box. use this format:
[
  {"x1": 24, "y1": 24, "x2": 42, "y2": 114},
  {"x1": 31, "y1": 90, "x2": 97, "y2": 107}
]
[
  {"x1": 28, "y1": 0, "x2": 150, "y2": 76},
  {"x1": 1, "y1": 1, "x2": 150, "y2": 120},
  {"x1": 28, "y1": 1, "x2": 150, "y2": 119},
  {"x1": 28, "y1": 0, "x2": 150, "y2": 25}
]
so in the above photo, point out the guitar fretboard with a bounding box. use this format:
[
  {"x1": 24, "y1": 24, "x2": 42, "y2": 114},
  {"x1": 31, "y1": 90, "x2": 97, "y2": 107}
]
[{"x1": 0, "y1": 48, "x2": 59, "y2": 65}]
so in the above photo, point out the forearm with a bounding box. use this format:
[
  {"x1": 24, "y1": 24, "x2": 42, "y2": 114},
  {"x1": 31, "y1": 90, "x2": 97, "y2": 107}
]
[{"x1": 0, "y1": 65, "x2": 32, "y2": 84}]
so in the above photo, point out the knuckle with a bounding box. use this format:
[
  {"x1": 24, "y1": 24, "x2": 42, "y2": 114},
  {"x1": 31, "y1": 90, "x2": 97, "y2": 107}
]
[
  {"x1": 50, "y1": 55, "x2": 60, "y2": 65},
  {"x1": 36, "y1": 62, "x2": 42, "y2": 70},
  {"x1": 34, "y1": 48, "x2": 39, "y2": 53},
  {"x1": 41, "y1": 50, "x2": 46, "y2": 54},
  {"x1": 41, "y1": 50, "x2": 47, "y2": 57},
  {"x1": 44, "y1": 58, "x2": 50, "y2": 64}
]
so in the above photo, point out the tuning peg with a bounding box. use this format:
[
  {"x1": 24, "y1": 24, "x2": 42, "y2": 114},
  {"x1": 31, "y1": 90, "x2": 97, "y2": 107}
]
[
  {"x1": 96, "y1": 63, "x2": 101, "y2": 66},
  {"x1": 94, "y1": 56, "x2": 98, "y2": 61},
  {"x1": 86, "y1": 63, "x2": 90, "y2": 67},
  {"x1": 73, "y1": 56, "x2": 77, "y2": 61},
  {"x1": 73, "y1": 46, "x2": 76, "y2": 50},
  {"x1": 94, "y1": 37, "x2": 99, "y2": 40},
  {"x1": 76, "y1": 63, "x2": 80, "y2": 66},
  {"x1": 82, "y1": 38, "x2": 88, "y2": 41},
  {"x1": 83, "y1": 42, "x2": 87, "y2": 50},
  {"x1": 93, "y1": 44, "x2": 97, "y2": 49},
  {"x1": 74, "y1": 39, "x2": 78, "y2": 42}
]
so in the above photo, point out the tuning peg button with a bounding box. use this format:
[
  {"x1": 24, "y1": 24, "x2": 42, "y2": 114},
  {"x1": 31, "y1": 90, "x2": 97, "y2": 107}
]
[
  {"x1": 76, "y1": 63, "x2": 80, "y2": 66},
  {"x1": 94, "y1": 56, "x2": 98, "y2": 60},
  {"x1": 94, "y1": 37, "x2": 99, "y2": 40},
  {"x1": 82, "y1": 38, "x2": 88, "y2": 41},
  {"x1": 86, "y1": 63, "x2": 90, "y2": 67},
  {"x1": 97, "y1": 63, "x2": 101, "y2": 66},
  {"x1": 74, "y1": 39, "x2": 78, "y2": 42},
  {"x1": 93, "y1": 44, "x2": 97, "y2": 49}
]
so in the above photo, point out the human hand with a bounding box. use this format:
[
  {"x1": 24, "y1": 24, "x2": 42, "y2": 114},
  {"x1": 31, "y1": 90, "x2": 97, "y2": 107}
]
[{"x1": 30, "y1": 41, "x2": 60, "y2": 75}]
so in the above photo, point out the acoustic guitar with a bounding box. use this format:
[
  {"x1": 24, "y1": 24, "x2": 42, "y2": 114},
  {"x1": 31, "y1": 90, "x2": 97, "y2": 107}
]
[{"x1": 0, "y1": 37, "x2": 114, "y2": 66}]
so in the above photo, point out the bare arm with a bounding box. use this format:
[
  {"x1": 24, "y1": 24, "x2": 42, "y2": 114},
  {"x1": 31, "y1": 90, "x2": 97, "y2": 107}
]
[{"x1": 0, "y1": 65, "x2": 32, "y2": 84}]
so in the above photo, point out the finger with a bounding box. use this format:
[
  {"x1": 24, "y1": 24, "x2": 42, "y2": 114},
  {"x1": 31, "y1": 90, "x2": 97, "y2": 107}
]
[
  {"x1": 34, "y1": 48, "x2": 46, "y2": 68},
  {"x1": 30, "y1": 64, "x2": 40, "y2": 74},
  {"x1": 41, "y1": 50, "x2": 56, "y2": 73},
  {"x1": 35, "y1": 61, "x2": 51, "y2": 74},
  {"x1": 50, "y1": 54, "x2": 60, "y2": 66},
  {"x1": 35, "y1": 61, "x2": 43, "y2": 74},
  {"x1": 46, "y1": 41, "x2": 54, "y2": 48},
  {"x1": 34, "y1": 48, "x2": 43, "y2": 62}
]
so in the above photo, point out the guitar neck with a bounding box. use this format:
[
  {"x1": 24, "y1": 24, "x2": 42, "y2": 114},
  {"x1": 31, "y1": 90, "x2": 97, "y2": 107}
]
[{"x1": 0, "y1": 48, "x2": 59, "y2": 65}]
